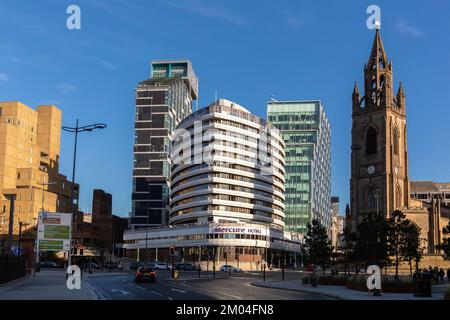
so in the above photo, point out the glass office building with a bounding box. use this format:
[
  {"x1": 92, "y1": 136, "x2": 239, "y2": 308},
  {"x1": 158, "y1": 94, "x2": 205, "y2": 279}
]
[
  {"x1": 131, "y1": 60, "x2": 198, "y2": 228},
  {"x1": 267, "y1": 101, "x2": 331, "y2": 234}
]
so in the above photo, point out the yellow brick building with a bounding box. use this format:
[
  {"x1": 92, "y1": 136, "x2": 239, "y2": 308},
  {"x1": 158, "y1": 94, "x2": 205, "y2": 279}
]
[{"x1": 0, "y1": 101, "x2": 78, "y2": 256}]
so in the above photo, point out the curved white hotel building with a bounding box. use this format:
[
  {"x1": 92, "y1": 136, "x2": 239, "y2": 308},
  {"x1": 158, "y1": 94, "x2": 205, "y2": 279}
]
[{"x1": 124, "y1": 99, "x2": 303, "y2": 270}]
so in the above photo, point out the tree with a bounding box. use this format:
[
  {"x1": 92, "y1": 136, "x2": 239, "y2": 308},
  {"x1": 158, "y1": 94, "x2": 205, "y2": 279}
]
[
  {"x1": 387, "y1": 210, "x2": 412, "y2": 280},
  {"x1": 303, "y1": 219, "x2": 333, "y2": 274},
  {"x1": 437, "y1": 221, "x2": 450, "y2": 260},
  {"x1": 353, "y1": 213, "x2": 390, "y2": 270},
  {"x1": 399, "y1": 222, "x2": 422, "y2": 276},
  {"x1": 339, "y1": 227, "x2": 356, "y2": 275}
]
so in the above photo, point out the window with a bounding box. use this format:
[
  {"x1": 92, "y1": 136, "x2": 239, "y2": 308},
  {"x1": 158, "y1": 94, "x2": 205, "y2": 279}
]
[
  {"x1": 393, "y1": 127, "x2": 399, "y2": 155},
  {"x1": 366, "y1": 127, "x2": 377, "y2": 155},
  {"x1": 368, "y1": 187, "x2": 377, "y2": 210},
  {"x1": 396, "y1": 185, "x2": 402, "y2": 209}
]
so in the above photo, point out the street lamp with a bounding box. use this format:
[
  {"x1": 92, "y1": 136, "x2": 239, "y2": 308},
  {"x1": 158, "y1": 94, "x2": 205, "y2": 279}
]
[{"x1": 62, "y1": 120, "x2": 107, "y2": 185}]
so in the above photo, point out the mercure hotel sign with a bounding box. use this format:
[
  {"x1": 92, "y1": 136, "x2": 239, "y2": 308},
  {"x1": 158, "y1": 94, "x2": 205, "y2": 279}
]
[{"x1": 210, "y1": 226, "x2": 264, "y2": 235}]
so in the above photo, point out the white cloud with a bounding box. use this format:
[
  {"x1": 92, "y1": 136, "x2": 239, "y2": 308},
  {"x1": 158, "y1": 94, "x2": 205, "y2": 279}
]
[
  {"x1": 57, "y1": 83, "x2": 78, "y2": 94},
  {"x1": 286, "y1": 17, "x2": 304, "y2": 29},
  {"x1": 0, "y1": 73, "x2": 8, "y2": 81},
  {"x1": 397, "y1": 20, "x2": 424, "y2": 37},
  {"x1": 97, "y1": 59, "x2": 117, "y2": 70},
  {"x1": 284, "y1": 11, "x2": 313, "y2": 29},
  {"x1": 167, "y1": 0, "x2": 247, "y2": 26}
]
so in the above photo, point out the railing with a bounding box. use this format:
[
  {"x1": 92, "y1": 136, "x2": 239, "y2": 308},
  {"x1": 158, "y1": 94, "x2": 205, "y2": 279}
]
[{"x1": 0, "y1": 256, "x2": 27, "y2": 284}]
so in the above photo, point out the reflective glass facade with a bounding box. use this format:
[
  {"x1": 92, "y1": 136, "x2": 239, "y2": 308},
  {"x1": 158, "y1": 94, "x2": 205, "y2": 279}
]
[{"x1": 267, "y1": 101, "x2": 331, "y2": 234}]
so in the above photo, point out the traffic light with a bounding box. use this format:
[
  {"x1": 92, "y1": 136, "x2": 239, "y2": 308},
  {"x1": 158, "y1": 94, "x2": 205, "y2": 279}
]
[{"x1": 169, "y1": 245, "x2": 175, "y2": 255}]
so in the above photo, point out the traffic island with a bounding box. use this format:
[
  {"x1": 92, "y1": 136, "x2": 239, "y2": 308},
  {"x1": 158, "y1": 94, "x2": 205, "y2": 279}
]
[
  {"x1": 250, "y1": 280, "x2": 446, "y2": 300},
  {"x1": 445, "y1": 286, "x2": 450, "y2": 300}
]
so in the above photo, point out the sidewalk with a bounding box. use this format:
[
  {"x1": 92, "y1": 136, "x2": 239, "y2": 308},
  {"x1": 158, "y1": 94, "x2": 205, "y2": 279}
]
[
  {"x1": 0, "y1": 270, "x2": 99, "y2": 300},
  {"x1": 251, "y1": 280, "x2": 447, "y2": 300}
]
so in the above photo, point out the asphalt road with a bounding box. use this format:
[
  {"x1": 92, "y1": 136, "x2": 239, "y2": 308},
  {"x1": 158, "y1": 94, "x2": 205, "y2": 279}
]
[{"x1": 85, "y1": 271, "x2": 332, "y2": 300}]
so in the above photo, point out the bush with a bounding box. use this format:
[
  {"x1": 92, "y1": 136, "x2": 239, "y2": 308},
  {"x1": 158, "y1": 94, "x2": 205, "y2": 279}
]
[
  {"x1": 302, "y1": 275, "x2": 349, "y2": 286},
  {"x1": 346, "y1": 275, "x2": 415, "y2": 293},
  {"x1": 445, "y1": 286, "x2": 450, "y2": 300},
  {"x1": 0, "y1": 256, "x2": 27, "y2": 284}
]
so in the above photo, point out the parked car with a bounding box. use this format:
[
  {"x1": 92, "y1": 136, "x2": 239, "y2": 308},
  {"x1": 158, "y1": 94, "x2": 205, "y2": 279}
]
[
  {"x1": 135, "y1": 267, "x2": 156, "y2": 283},
  {"x1": 305, "y1": 264, "x2": 317, "y2": 272},
  {"x1": 152, "y1": 261, "x2": 171, "y2": 270},
  {"x1": 84, "y1": 262, "x2": 99, "y2": 270},
  {"x1": 174, "y1": 263, "x2": 200, "y2": 271},
  {"x1": 105, "y1": 262, "x2": 119, "y2": 270},
  {"x1": 40, "y1": 261, "x2": 58, "y2": 268},
  {"x1": 129, "y1": 262, "x2": 144, "y2": 271},
  {"x1": 220, "y1": 265, "x2": 242, "y2": 273}
]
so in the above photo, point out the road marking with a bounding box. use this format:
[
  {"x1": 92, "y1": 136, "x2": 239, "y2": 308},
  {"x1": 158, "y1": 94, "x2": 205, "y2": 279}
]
[
  {"x1": 110, "y1": 289, "x2": 129, "y2": 295},
  {"x1": 219, "y1": 292, "x2": 242, "y2": 299},
  {"x1": 170, "y1": 288, "x2": 187, "y2": 294},
  {"x1": 126, "y1": 282, "x2": 146, "y2": 290},
  {"x1": 168, "y1": 296, "x2": 173, "y2": 300},
  {"x1": 150, "y1": 290, "x2": 163, "y2": 296}
]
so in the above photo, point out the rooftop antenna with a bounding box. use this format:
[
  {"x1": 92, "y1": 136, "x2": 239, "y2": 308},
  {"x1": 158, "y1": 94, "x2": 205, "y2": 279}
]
[
  {"x1": 269, "y1": 94, "x2": 278, "y2": 102},
  {"x1": 215, "y1": 90, "x2": 218, "y2": 106}
]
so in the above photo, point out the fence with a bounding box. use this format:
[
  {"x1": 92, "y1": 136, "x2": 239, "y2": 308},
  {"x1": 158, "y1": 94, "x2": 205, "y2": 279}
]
[{"x1": 0, "y1": 256, "x2": 27, "y2": 284}]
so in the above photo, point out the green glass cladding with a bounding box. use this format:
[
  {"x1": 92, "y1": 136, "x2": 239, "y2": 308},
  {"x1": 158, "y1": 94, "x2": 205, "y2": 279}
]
[{"x1": 267, "y1": 101, "x2": 331, "y2": 234}]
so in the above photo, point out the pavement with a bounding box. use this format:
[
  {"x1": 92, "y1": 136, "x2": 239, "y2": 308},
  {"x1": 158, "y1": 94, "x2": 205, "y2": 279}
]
[
  {"x1": 0, "y1": 269, "x2": 98, "y2": 300},
  {"x1": 251, "y1": 280, "x2": 449, "y2": 300}
]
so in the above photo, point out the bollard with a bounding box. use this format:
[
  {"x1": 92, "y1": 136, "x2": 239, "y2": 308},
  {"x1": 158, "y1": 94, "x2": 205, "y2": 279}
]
[
  {"x1": 263, "y1": 264, "x2": 266, "y2": 282},
  {"x1": 198, "y1": 268, "x2": 200, "y2": 279},
  {"x1": 282, "y1": 266, "x2": 285, "y2": 281}
]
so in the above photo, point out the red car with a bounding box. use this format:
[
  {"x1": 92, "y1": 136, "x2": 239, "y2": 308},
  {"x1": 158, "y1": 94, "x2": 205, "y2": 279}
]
[
  {"x1": 135, "y1": 267, "x2": 156, "y2": 283},
  {"x1": 305, "y1": 264, "x2": 315, "y2": 272}
]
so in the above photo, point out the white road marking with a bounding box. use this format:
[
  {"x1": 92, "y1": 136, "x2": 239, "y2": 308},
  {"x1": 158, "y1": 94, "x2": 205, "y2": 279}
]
[
  {"x1": 110, "y1": 289, "x2": 129, "y2": 295},
  {"x1": 218, "y1": 292, "x2": 243, "y2": 299},
  {"x1": 150, "y1": 290, "x2": 163, "y2": 296},
  {"x1": 170, "y1": 288, "x2": 187, "y2": 294},
  {"x1": 168, "y1": 296, "x2": 173, "y2": 300}
]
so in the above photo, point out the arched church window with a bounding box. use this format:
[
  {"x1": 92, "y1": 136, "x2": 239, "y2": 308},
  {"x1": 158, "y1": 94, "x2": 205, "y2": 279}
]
[
  {"x1": 366, "y1": 127, "x2": 377, "y2": 155},
  {"x1": 368, "y1": 187, "x2": 377, "y2": 210},
  {"x1": 380, "y1": 75, "x2": 385, "y2": 88},
  {"x1": 393, "y1": 127, "x2": 399, "y2": 155},
  {"x1": 396, "y1": 184, "x2": 402, "y2": 209},
  {"x1": 379, "y1": 57, "x2": 385, "y2": 69}
]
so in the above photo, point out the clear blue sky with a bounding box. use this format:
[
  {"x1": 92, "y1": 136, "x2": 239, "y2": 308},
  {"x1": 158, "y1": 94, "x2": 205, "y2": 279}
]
[{"x1": 1, "y1": 0, "x2": 449, "y2": 217}]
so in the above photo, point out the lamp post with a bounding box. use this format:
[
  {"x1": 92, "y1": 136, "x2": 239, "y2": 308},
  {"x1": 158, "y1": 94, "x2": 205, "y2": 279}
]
[
  {"x1": 62, "y1": 120, "x2": 107, "y2": 268},
  {"x1": 62, "y1": 119, "x2": 107, "y2": 214}
]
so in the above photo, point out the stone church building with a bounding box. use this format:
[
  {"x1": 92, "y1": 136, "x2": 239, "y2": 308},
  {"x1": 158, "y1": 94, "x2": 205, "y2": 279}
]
[{"x1": 347, "y1": 30, "x2": 450, "y2": 267}]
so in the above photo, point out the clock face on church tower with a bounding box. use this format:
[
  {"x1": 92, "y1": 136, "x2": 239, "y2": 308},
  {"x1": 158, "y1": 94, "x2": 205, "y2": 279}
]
[{"x1": 367, "y1": 165, "x2": 376, "y2": 175}]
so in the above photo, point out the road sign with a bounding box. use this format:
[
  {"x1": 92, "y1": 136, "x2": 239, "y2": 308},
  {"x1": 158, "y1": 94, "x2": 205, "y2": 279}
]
[{"x1": 37, "y1": 212, "x2": 72, "y2": 252}]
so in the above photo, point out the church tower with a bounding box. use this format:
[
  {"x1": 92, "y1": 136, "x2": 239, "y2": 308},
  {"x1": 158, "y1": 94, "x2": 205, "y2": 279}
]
[{"x1": 349, "y1": 30, "x2": 410, "y2": 230}]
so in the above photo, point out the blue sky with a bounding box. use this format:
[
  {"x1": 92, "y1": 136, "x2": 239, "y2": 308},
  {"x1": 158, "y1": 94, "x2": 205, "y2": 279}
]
[{"x1": 1, "y1": 0, "x2": 449, "y2": 217}]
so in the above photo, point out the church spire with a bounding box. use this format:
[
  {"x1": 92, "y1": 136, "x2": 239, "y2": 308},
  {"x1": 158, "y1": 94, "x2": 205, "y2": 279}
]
[
  {"x1": 363, "y1": 30, "x2": 393, "y2": 109},
  {"x1": 368, "y1": 29, "x2": 388, "y2": 70},
  {"x1": 353, "y1": 82, "x2": 359, "y2": 95}
]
